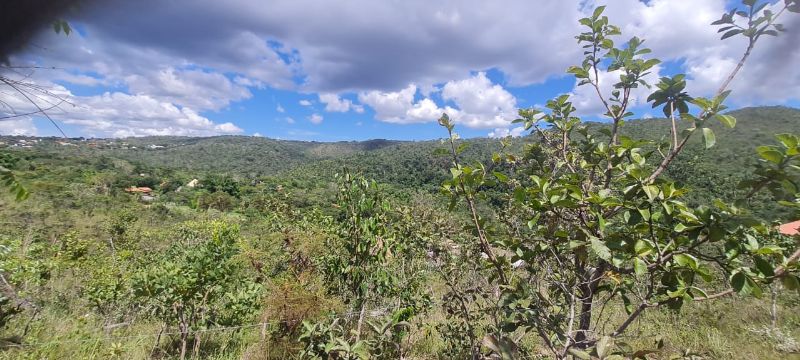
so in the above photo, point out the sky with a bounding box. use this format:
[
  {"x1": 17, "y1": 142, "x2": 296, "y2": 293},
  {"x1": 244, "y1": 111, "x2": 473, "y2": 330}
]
[{"x1": 0, "y1": 0, "x2": 798, "y2": 141}]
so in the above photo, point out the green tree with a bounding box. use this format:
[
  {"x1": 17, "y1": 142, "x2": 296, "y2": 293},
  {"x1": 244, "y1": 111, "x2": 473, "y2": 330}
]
[
  {"x1": 0, "y1": 152, "x2": 28, "y2": 201},
  {"x1": 132, "y1": 221, "x2": 261, "y2": 360},
  {"x1": 438, "y1": 2, "x2": 800, "y2": 358}
]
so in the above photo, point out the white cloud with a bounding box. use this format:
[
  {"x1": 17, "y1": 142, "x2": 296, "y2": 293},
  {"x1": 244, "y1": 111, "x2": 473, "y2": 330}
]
[
  {"x1": 442, "y1": 72, "x2": 517, "y2": 128},
  {"x1": 276, "y1": 104, "x2": 285, "y2": 113},
  {"x1": 285, "y1": 116, "x2": 295, "y2": 124},
  {"x1": 253, "y1": 132, "x2": 263, "y2": 137},
  {"x1": 6, "y1": 0, "x2": 798, "y2": 138},
  {"x1": 318, "y1": 92, "x2": 365, "y2": 113},
  {"x1": 358, "y1": 85, "x2": 416, "y2": 122},
  {"x1": 488, "y1": 126, "x2": 525, "y2": 138},
  {"x1": 125, "y1": 67, "x2": 252, "y2": 111},
  {"x1": 299, "y1": 99, "x2": 313, "y2": 106},
  {"x1": 0, "y1": 81, "x2": 243, "y2": 137},
  {"x1": 358, "y1": 84, "x2": 458, "y2": 124},
  {"x1": 308, "y1": 113, "x2": 323, "y2": 124},
  {"x1": 66, "y1": 91, "x2": 243, "y2": 136},
  {"x1": 0, "y1": 117, "x2": 38, "y2": 136},
  {"x1": 319, "y1": 93, "x2": 351, "y2": 112},
  {"x1": 20, "y1": 0, "x2": 587, "y2": 94},
  {"x1": 358, "y1": 72, "x2": 517, "y2": 128},
  {"x1": 569, "y1": 66, "x2": 662, "y2": 117}
]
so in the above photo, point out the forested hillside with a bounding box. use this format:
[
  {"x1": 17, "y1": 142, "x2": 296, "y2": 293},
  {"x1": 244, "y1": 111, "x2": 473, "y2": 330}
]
[{"x1": 5, "y1": 106, "x2": 795, "y2": 219}]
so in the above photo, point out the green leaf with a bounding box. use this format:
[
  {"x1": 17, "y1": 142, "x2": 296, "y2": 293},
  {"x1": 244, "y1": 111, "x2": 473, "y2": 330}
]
[
  {"x1": 596, "y1": 336, "x2": 613, "y2": 359},
  {"x1": 776, "y1": 133, "x2": 798, "y2": 148},
  {"x1": 731, "y1": 271, "x2": 763, "y2": 297},
  {"x1": 702, "y1": 128, "x2": 716, "y2": 149},
  {"x1": 753, "y1": 256, "x2": 774, "y2": 277},
  {"x1": 591, "y1": 237, "x2": 612, "y2": 261},
  {"x1": 634, "y1": 258, "x2": 647, "y2": 276},
  {"x1": 716, "y1": 114, "x2": 736, "y2": 128},
  {"x1": 756, "y1": 146, "x2": 783, "y2": 164},
  {"x1": 642, "y1": 185, "x2": 660, "y2": 201},
  {"x1": 782, "y1": 275, "x2": 800, "y2": 291},
  {"x1": 568, "y1": 348, "x2": 591, "y2": 360},
  {"x1": 674, "y1": 254, "x2": 698, "y2": 270},
  {"x1": 592, "y1": 6, "x2": 606, "y2": 19},
  {"x1": 731, "y1": 272, "x2": 748, "y2": 294},
  {"x1": 493, "y1": 171, "x2": 509, "y2": 183},
  {"x1": 456, "y1": 142, "x2": 470, "y2": 155},
  {"x1": 721, "y1": 29, "x2": 743, "y2": 40}
]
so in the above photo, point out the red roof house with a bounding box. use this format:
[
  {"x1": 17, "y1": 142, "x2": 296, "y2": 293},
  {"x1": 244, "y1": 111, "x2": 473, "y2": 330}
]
[{"x1": 779, "y1": 220, "x2": 800, "y2": 236}]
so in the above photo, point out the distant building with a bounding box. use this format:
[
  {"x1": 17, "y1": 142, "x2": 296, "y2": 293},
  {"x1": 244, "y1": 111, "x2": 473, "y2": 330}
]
[
  {"x1": 125, "y1": 186, "x2": 153, "y2": 194},
  {"x1": 780, "y1": 220, "x2": 800, "y2": 236}
]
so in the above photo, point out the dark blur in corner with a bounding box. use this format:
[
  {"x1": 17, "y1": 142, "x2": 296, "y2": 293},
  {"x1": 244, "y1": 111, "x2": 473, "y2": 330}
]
[{"x1": 0, "y1": 0, "x2": 94, "y2": 62}]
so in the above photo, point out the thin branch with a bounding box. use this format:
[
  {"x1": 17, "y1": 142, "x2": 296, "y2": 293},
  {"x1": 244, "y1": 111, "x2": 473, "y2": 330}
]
[
  {"x1": 445, "y1": 126, "x2": 508, "y2": 285},
  {"x1": 0, "y1": 77, "x2": 67, "y2": 137},
  {"x1": 645, "y1": 4, "x2": 790, "y2": 184}
]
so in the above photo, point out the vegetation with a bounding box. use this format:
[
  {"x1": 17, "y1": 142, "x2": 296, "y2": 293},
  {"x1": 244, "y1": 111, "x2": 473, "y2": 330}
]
[{"x1": 0, "y1": 1, "x2": 798, "y2": 359}]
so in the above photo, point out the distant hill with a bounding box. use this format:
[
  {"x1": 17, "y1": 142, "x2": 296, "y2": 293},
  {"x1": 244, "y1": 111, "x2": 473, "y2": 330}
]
[{"x1": 2, "y1": 106, "x2": 798, "y2": 219}]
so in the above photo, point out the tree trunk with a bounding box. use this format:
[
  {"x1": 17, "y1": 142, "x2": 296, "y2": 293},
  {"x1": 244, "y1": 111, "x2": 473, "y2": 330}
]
[
  {"x1": 574, "y1": 287, "x2": 594, "y2": 346},
  {"x1": 179, "y1": 325, "x2": 188, "y2": 360},
  {"x1": 193, "y1": 332, "x2": 202, "y2": 358},
  {"x1": 151, "y1": 324, "x2": 164, "y2": 358},
  {"x1": 770, "y1": 284, "x2": 779, "y2": 328},
  {"x1": 574, "y1": 264, "x2": 602, "y2": 347},
  {"x1": 356, "y1": 302, "x2": 367, "y2": 342}
]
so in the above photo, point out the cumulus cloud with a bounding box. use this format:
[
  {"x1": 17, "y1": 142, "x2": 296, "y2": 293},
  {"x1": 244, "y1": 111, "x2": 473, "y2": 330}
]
[
  {"x1": 299, "y1": 99, "x2": 313, "y2": 106},
  {"x1": 125, "y1": 67, "x2": 252, "y2": 111},
  {"x1": 442, "y1": 72, "x2": 517, "y2": 128},
  {"x1": 68, "y1": 92, "x2": 244, "y2": 137},
  {"x1": 276, "y1": 104, "x2": 285, "y2": 113},
  {"x1": 569, "y1": 66, "x2": 663, "y2": 117},
  {"x1": 358, "y1": 72, "x2": 517, "y2": 129},
  {"x1": 308, "y1": 113, "x2": 323, "y2": 124},
  {"x1": 358, "y1": 85, "x2": 456, "y2": 124},
  {"x1": 319, "y1": 93, "x2": 364, "y2": 113},
  {"x1": 5, "y1": 0, "x2": 798, "y2": 137},
  {"x1": 19, "y1": 0, "x2": 588, "y2": 94},
  {"x1": 0, "y1": 81, "x2": 242, "y2": 137},
  {"x1": 488, "y1": 126, "x2": 525, "y2": 138},
  {"x1": 0, "y1": 118, "x2": 38, "y2": 136}
]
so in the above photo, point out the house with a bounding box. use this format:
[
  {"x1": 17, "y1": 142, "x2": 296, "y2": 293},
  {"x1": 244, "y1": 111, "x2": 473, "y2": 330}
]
[
  {"x1": 779, "y1": 220, "x2": 800, "y2": 236},
  {"x1": 124, "y1": 186, "x2": 153, "y2": 194},
  {"x1": 186, "y1": 179, "x2": 199, "y2": 188}
]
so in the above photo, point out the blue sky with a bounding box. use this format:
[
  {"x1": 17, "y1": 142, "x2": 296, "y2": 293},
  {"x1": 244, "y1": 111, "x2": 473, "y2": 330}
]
[{"x1": 2, "y1": 0, "x2": 799, "y2": 141}]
